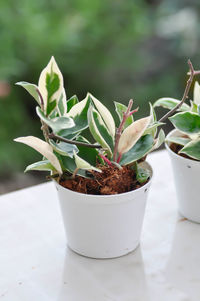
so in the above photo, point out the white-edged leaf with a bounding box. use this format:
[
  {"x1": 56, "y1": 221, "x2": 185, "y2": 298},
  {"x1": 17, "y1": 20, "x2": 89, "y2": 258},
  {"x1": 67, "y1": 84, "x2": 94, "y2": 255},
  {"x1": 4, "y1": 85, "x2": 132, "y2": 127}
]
[
  {"x1": 166, "y1": 135, "x2": 191, "y2": 146},
  {"x1": 25, "y1": 160, "x2": 55, "y2": 172},
  {"x1": 38, "y1": 56, "x2": 64, "y2": 114},
  {"x1": 88, "y1": 93, "x2": 115, "y2": 137},
  {"x1": 67, "y1": 95, "x2": 79, "y2": 112},
  {"x1": 149, "y1": 102, "x2": 157, "y2": 123},
  {"x1": 73, "y1": 151, "x2": 101, "y2": 172},
  {"x1": 88, "y1": 106, "x2": 113, "y2": 157},
  {"x1": 118, "y1": 116, "x2": 151, "y2": 155},
  {"x1": 114, "y1": 101, "x2": 133, "y2": 128},
  {"x1": 36, "y1": 107, "x2": 74, "y2": 133},
  {"x1": 16, "y1": 82, "x2": 40, "y2": 105},
  {"x1": 49, "y1": 139, "x2": 78, "y2": 157},
  {"x1": 68, "y1": 94, "x2": 89, "y2": 118},
  {"x1": 153, "y1": 97, "x2": 190, "y2": 112},
  {"x1": 119, "y1": 134, "x2": 154, "y2": 165},
  {"x1": 151, "y1": 129, "x2": 165, "y2": 151},
  {"x1": 57, "y1": 88, "x2": 67, "y2": 116},
  {"x1": 180, "y1": 138, "x2": 200, "y2": 160},
  {"x1": 193, "y1": 81, "x2": 200, "y2": 105},
  {"x1": 59, "y1": 95, "x2": 90, "y2": 137},
  {"x1": 14, "y1": 136, "x2": 62, "y2": 174},
  {"x1": 144, "y1": 122, "x2": 164, "y2": 136}
]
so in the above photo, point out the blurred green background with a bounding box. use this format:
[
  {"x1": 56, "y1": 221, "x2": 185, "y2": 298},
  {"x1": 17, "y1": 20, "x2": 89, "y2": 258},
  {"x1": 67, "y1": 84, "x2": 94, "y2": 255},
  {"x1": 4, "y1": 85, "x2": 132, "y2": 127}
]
[{"x1": 1, "y1": 0, "x2": 200, "y2": 193}]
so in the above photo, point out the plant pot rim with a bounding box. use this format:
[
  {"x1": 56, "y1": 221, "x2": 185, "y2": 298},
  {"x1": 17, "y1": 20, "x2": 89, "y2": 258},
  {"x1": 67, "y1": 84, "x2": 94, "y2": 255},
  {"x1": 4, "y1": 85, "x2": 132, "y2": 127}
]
[
  {"x1": 165, "y1": 129, "x2": 200, "y2": 164},
  {"x1": 54, "y1": 161, "x2": 153, "y2": 199}
]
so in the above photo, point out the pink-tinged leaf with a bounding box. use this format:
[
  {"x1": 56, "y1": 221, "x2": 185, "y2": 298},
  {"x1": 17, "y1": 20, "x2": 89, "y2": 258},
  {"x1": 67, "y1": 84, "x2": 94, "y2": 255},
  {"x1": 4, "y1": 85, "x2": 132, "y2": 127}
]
[{"x1": 118, "y1": 116, "x2": 151, "y2": 155}]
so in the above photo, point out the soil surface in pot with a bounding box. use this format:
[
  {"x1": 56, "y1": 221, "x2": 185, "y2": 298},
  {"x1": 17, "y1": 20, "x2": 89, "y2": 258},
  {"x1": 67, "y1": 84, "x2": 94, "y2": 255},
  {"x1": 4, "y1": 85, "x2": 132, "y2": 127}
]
[
  {"x1": 170, "y1": 143, "x2": 199, "y2": 161},
  {"x1": 59, "y1": 165, "x2": 148, "y2": 195}
]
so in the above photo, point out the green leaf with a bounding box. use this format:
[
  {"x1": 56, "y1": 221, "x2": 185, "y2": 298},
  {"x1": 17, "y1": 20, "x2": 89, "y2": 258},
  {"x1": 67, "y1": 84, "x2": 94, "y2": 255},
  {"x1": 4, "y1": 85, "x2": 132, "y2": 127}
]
[
  {"x1": 119, "y1": 134, "x2": 154, "y2": 165},
  {"x1": 36, "y1": 107, "x2": 74, "y2": 133},
  {"x1": 180, "y1": 139, "x2": 200, "y2": 160},
  {"x1": 114, "y1": 101, "x2": 133, "y2": 128},
  {"x1": 135, "y1": 163, "x2": 150, "y2": 184},
  {"x1": 190, "y1": 101, "x2": 198, "y2": 113},
  {"x1": 166, "y1": 135, "x2": 191, "y2": 146},
  {"x1": 73, "y1": 151, "x2": 101, "y2": 172},
  {"x1": 67, "y1": 95, "x2": 79, "y2": 112},
  {"x1": 49, "y1": 140, "x2": 78, "y2": 157},
  {"x1": 46, "y1": 72, "x2": 59, "y2": 101},
  {"x1": 25, "y1": 160, "x2": 55, "y2": 172},
  {"x1": 169, "y1": 112, "x2": 200, "y2": 135},
  {"x1": 46, "y1": 99, "x2": 57, "y2": 116},
  {"x1": 60, "y1": 156, "x2": 94, "y2": 178},
  {"x1": 88, "y1": 106, "x2": 113, "y2": 157},
  {"x1": 89, "y1": 93, "x2": 115, "y2": 137},
  {"x1": 76, "y1": 136, "x2": 99, "y2": 166},
  {"x1": 153, "y1": 98, "x2": 190, "y2": 112},
  {"x1": 16, "y1": 81, "x2": 40, "y2": 105},
  {"x1": 59, "y1": 94, "x2": 90, "y2": 137}
]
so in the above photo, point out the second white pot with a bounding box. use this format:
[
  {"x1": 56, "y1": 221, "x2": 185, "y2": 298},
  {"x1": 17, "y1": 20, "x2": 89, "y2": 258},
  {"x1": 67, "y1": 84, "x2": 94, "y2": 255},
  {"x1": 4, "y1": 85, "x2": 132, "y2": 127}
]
[
  {"x1": 55, "y1": 161, "x2": 153, "y2": 259},
  {"x1": 166, "y1": 129, "x2": 200, "y2": 223}
]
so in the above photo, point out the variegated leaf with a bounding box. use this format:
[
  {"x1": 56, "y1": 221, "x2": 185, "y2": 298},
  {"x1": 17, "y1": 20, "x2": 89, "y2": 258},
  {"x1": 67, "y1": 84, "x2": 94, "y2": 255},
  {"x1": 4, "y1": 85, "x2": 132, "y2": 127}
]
[
  {"x1": 59, "y1": 94, "x2": 90, "y2": 137},
  {"x1": 73, "y1": 151, "x2": 101, "y2": 172},
  {"x1": 16, "y1": 82, "x2": 40, "y2": 105},
  {"x1": 88, "y1": 93, "x2": 115, "y2": 137},
  {"x1": 25, "y1": 160, "x2": 55, "y2": 172},
  {"x1": 119, "y1": 134, "x2": 154, "y2": 165},
  {"x1": 153, "y1": 98, "x2": 190, "y2": 112},
  {"x1": 114, "y1": 101, "x2": 133, "y2": 128},
  {"x1": 36, "y1": 107, "x2": 74, "y2": 133},
  {"x1": 180, "y1": 138, "x2": 200, "y2": 160},
  {"x1": 14, "y1": 136, "x2": 62, "y2": 174},
  {"x1": 151, "y1": 129, "x2": 165, "y2": 151},
  {"x1": 38, "y1": 56, "x2": 64, "y2": 114},
  {"x1": 49, "y1": 139, "x2": 78, "y2": 157},
  {"x1": 118, "y1": 116, "x2": 151, "y2": 155},
  {"x1": 57, "y1": 88, "x2": 67, "y2": 116},
  {"x1": 88, "y1": 106, "x2": 113, "y2": 157},
  {"x1": 67, "y1": 95, "x2": 79, "y2": 112},
  {"x1": 194, "y1": 81, "x2": 200, "y2": 105}
]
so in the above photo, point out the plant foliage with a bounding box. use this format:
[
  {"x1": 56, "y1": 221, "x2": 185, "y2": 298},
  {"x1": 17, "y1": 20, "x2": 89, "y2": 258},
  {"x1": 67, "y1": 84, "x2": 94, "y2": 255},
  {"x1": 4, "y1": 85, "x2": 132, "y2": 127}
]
[{"x1": 15, "y1": 57, "x2": 165, "y2": 180}]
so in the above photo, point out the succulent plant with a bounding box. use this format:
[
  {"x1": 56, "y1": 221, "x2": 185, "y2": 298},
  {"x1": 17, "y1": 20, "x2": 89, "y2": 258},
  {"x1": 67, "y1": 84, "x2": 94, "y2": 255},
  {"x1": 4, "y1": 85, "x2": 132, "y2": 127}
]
[{"x1": 14, "y1": 57, "x2": 165, "y2": 185}]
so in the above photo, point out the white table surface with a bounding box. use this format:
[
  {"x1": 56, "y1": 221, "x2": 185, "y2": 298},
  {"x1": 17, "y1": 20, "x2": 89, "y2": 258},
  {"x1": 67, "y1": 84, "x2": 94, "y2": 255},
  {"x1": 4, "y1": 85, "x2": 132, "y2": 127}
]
[{"x1": 0, "y1": 150, "x2": 200, "y2": 301}]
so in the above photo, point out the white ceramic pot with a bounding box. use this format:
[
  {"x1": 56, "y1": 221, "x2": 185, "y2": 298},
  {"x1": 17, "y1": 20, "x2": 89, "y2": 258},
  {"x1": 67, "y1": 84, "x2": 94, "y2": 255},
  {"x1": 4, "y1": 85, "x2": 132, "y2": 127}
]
[
  {"x1": 166, "y1": 129, "x2": 200, "y2": 223},
  {"x1": 55, "y1": 161, "x2": 153, "y2": 259}
]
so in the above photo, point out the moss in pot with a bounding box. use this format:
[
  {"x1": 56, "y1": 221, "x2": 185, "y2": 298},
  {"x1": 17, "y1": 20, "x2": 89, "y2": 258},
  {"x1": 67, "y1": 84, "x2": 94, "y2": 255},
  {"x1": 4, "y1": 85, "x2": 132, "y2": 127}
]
[
  {"x1": 154, "y1": 61, "x2": 200, "y2": 223},
  {"x1": 14, "y1": 57, "x2": 194, "y2": 258}
]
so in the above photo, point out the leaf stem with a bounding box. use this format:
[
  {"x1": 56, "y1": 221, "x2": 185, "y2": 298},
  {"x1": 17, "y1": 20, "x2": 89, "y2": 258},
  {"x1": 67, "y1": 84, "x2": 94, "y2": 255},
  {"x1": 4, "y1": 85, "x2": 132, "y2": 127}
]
[
  {"x1": 159, "y1": 59, "x2": 195, "y2": 123},
  {"x1": 48, "y1": 133, "x2": 102, "y2": 149},
  {"x1": 113, "y1": 99, "x2": 134, "y2": 162}
]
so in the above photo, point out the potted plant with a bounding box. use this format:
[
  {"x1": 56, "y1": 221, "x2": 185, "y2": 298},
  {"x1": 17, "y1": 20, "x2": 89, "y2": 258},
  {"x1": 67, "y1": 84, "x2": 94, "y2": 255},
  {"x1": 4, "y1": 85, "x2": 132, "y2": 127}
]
[
  {"x1": 14, "y1": 57, "x2": 178, "y2": 258},
  {"x1": 154, "y1": 60, "x2": 200, "y2": 223}
]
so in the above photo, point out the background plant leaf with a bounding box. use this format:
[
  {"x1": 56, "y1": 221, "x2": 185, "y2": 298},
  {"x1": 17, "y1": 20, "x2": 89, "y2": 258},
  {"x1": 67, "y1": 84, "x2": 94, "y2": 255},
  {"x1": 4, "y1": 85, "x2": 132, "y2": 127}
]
[
  {"x1": 153, "y1": 98, "x2": 190, "y2": 112},
  {"x1": 180, "y1": 139, "x2": 200, "y2": 160},
  {"x1": 169, "y1": 112, "x2": 200, "y2": 134}
]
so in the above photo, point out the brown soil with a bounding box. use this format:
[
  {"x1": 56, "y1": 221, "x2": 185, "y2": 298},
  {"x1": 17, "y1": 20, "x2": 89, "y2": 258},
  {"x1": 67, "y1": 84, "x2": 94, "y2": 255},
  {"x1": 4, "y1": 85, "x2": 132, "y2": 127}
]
[
  {"x1": 59, "y1": 165, "x2": 148, "y2": 195},
  {"x1": 170, "y1": 143, "x2": 198, "y2": 161}
]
